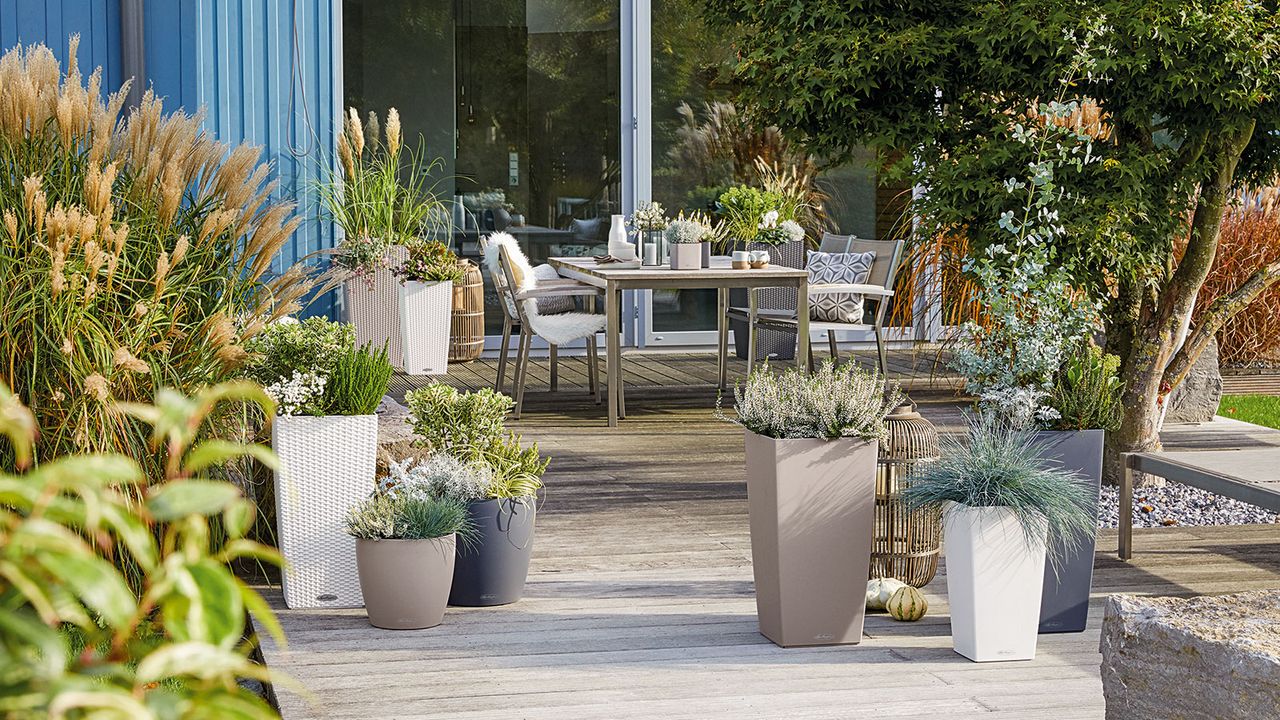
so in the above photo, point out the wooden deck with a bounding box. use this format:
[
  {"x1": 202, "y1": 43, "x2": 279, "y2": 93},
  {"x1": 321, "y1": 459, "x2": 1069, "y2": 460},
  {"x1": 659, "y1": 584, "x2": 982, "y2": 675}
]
[{"x1": 258, "y1": 353, "x2": 1280, "y2": 720}]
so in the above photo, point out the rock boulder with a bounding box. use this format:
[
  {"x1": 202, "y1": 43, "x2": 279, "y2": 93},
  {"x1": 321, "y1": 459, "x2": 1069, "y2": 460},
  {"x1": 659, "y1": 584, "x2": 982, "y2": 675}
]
[
  {"x1": 1165, "y1": 336, "x2": 1223, "y2": 424},
  {"x1": 1100, "y1": 591, "x2": 1280, "y2": 720}
]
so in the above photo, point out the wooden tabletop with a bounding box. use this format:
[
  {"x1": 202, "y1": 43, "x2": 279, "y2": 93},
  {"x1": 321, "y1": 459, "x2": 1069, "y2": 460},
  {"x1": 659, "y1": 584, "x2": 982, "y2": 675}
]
[{"x1": 548, "y1": 256, "x2": 807, "y2": 287}]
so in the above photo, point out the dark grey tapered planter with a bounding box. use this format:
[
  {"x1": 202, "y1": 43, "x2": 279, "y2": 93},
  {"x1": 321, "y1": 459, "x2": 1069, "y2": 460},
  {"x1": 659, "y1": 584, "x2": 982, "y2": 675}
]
[
  {"x1": 1034, "y1": 429, "x2": 1103, "y2": 633},
  {"x1": 448, "y1": 497, "x2": 536, "y2": 606},
  {"x1": 731, "y1": 239, "x2": 804, "y2": 361}
]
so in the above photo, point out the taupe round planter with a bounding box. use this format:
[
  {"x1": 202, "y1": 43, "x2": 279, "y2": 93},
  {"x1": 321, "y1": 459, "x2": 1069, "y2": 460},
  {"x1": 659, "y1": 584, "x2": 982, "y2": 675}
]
[
  {"x1": 744, "y1": 431, "x2": 879, "y2": 647},
  {"x1": 355, "y1": 535, "x2": 456, "y2": 630}
]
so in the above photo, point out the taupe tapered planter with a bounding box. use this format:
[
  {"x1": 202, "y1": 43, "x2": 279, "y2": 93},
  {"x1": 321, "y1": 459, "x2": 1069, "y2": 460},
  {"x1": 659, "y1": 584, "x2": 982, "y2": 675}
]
[
  {"x1": 743, "y1": 431, "x2": 879, "y2": 647},
  {"x1": 355, "y1": 535, "x2": 456, "y2": 630}
]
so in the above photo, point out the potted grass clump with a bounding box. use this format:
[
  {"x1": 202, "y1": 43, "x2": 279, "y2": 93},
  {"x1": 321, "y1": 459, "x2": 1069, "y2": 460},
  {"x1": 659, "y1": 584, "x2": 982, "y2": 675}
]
[
  {"x1": 1036, "y1": 343, "x2": 1122, "y2": 633},
  {"x1": 405, "y1": 383, "x2": 549, "y2": 606},
  {"x1": 346, "y1": 486, "x2": 475, "y2": 629},
  {"x1": 395, "y1": 239, "x2": 465, "y2": 376},
  {"x1": 903, "y1": 419, "x2": 1095, "y2": 662},
  {"x1": 247, "y1": 317, "x2": 393, "y2": 609},
  {"x1": 718, "y1": 360, "x2": 902, "y2": 647}
]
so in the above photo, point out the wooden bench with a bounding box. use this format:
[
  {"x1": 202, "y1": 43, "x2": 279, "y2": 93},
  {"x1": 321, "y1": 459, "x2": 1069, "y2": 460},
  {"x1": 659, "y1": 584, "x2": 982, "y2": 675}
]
[{"x1": 1120, "y1": 450, "x2": 1280, "y2": 559}]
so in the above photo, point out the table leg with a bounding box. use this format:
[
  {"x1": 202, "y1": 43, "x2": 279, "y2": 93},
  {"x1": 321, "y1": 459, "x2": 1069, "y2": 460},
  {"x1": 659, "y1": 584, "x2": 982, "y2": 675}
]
[
  {"x1": 1119, "y1": 454, "x2": 1134, "y2": 560},
  {"x1": 617, "y1": 286, "x2": 627, "y2": 420},
  {"x1": 605, "y1": 281, "x2": 619, "y2": 428},
  {"x1": 796, "y1": 279, "x2": 811, "y2": 372},
  {"x1": 717, "y1": 287, "x2": 729, "y2": 390},
  {"x1": 746, "y1": 289, "x2": 758, "y2": 376}
]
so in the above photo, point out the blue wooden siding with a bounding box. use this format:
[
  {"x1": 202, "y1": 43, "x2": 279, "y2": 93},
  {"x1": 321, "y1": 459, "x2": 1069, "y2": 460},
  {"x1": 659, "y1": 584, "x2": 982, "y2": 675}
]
[{"x1": 0, "y1": 0, "x2": 339, "y2": 317}]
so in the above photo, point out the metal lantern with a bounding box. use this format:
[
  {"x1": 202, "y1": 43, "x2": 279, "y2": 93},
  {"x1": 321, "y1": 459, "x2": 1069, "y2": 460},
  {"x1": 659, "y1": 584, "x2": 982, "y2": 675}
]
[{"x1": 870, "y1": 400, "x2": 943, "y2": 587}]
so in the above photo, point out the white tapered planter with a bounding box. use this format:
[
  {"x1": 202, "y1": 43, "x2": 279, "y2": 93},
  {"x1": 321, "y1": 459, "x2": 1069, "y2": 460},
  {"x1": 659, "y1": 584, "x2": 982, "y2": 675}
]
[
  {"x1": 272, "y1": 414, "x2": 378, "y2": 609},
  {"x1": 399, "y1": 280, "x2": 452, "y2": 375},
  {"x1": 943, "y1": 505, "x2": 1047, "y2": 662}
]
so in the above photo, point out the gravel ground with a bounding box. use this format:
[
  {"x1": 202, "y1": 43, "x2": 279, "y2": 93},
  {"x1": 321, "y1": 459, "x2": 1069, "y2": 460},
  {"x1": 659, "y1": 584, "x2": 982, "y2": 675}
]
[{"x1": 1099, "y1": 483, "x2": 1279, "y2": 528}]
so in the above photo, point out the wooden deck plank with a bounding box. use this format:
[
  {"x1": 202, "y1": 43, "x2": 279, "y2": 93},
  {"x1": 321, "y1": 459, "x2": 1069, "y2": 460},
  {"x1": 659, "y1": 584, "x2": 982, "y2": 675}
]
[{"x1": 257, "y1": 364, "x2": 1280, "y2": 720}]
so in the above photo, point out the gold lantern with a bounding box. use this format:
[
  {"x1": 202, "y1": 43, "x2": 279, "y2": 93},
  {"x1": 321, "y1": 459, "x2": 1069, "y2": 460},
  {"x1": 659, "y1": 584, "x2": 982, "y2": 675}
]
[{"x1": 870, "y1": 401, "x2": 942, "y2": 587}]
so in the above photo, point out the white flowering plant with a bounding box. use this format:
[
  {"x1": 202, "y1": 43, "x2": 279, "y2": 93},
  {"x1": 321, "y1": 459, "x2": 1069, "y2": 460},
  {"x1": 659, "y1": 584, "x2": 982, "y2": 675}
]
[
  {"x1": 665, "y1": 218, "x2": 711, "y2": 245},
  {"x1": 380, "y1": 453, "x2": 495, "y2": 503},
  {"x1": 948, "y1": 47, "x2": 1104, "y2": 428},
  {"x1": 630, "y1": 201, "x2": 668, "y2": 233},
  {"x1": 263, "y1": 370, "x2": 328, "y2": 417},
  {"x1": 754, "y1": 211, "x2": 804, "y2": 246},
  {"x1": 718, "y1": 360, "x2": 902, "y2": 440}
]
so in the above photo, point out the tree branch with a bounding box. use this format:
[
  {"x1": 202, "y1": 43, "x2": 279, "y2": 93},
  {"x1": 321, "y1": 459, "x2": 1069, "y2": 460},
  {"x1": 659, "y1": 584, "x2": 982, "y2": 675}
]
[{"x1": 1164, "y1": 258, "x2": 1280, "y2": 388}]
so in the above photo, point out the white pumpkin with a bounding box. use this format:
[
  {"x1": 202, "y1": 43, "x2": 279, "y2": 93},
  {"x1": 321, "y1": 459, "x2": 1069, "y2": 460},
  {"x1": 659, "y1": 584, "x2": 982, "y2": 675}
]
[{"x1": 866, "y1": 577, "x2": 907, "y2": 611}]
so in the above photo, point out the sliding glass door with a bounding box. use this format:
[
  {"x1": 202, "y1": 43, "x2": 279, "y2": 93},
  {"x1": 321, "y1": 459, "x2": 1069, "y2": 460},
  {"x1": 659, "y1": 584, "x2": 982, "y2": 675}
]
[{"x1": 345, "y1": 0, "x2": 621, "y2": 339}]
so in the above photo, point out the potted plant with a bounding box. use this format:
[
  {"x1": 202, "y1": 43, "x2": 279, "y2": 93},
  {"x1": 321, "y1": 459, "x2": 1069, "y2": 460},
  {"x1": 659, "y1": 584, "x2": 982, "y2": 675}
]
[
  {"x1": 903, "y1": 419, "x2": 1096, "y2": 662},
  {"x1": 345, "y1": 488, "x2": 474, "y2": 629},
  {"x1": 404, "y1": 383, "x2": 550, "y2": 606},
  {"x1": 394, "y1": 239, "x2": 465, "y2": 375},
  {"x1": 247, "y1": 317, "x2": 393, "y2": 609},
  {"x1": 719, "y1": 185, "x2": 807, "y2": 359},
  {"x1": 718, "y1": 361, "x2": 902, "y2": 647},
  {"x1": 321, "y1": 107, "x2": 451, "y2": 369},
  {"x1": 1035, "y1": 343, "x2": 1123, "y2": 633},
  {"x1": 630, "y1": 201, "x2": 668, "y2": 265},
  {"x1": 665, "y1": 217, "x2": 709, "y2": 270}
]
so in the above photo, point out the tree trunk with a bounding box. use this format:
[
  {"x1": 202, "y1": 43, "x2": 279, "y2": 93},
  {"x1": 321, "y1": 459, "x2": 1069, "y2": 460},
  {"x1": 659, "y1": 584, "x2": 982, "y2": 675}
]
[{"x1": 1103, "y1": 121, "x2": 1255, "y2": 486}]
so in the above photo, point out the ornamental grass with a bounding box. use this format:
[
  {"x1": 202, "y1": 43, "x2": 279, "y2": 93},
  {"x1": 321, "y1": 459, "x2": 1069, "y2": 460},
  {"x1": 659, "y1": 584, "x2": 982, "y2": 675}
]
[{"x1": 0, "y1": 38, "x2": 318, "y2": 472}]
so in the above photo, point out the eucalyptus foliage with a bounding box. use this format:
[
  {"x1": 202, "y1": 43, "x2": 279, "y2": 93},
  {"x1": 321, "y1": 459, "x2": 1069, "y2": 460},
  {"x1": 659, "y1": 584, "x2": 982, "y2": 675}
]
[
  {"x1": 719, "y1": 360, "x2": 902, "y2": 440},
  {"x1": 902, "y1": 419, "x2": 1096, "y2": 570},
  {"x1": 0, "y1": 381, "x2": 288, "y2": 719}
]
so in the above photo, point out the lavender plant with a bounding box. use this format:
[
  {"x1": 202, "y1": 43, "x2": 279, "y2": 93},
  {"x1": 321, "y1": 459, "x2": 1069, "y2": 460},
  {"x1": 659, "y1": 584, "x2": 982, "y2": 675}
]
[{"x1": 718, "y1": 360, "x2": 902, "y2": 440}]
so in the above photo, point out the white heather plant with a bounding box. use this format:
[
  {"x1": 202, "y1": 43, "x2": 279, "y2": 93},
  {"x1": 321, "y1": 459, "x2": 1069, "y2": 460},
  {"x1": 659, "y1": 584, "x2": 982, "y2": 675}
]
[
  {"x1": 381, "y1": 454, "x2": 495, "y2": 503},
  {"x1": 665, "y1": 218, "x2": 708, "y2": 245},
  {"x1": 718, "y1": 360, "x2": 903, "y2": 440},
  {"x1": 263, "y1": 370, "x2": 328, "y2": 416}
]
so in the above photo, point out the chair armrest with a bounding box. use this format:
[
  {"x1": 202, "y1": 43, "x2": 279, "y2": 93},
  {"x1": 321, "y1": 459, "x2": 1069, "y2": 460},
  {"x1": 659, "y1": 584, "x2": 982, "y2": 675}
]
[
  {"x1": 514, "y1": 285, "x2": 599, "y2": 301},
  {"x1": 808, "y1": 283, "x2": 894, "y2": 297}
]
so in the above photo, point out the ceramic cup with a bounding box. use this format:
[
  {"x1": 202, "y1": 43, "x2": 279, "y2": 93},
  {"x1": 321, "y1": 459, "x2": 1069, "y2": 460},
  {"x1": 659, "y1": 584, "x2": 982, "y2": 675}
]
[
  {"x1": 732, "y1": 250, "x2": 750, "y2": 270},
  {"x1": 749, "y1": 250, "x2": 770, "y2": 269}
]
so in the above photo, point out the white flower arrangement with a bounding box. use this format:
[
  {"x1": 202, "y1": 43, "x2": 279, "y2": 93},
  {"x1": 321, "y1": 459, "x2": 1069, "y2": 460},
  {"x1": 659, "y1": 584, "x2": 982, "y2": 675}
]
[
  {"x1": 754, "y1": 213, "x2": 805, "y2": 246},
  {"x1": 380, "y1": 453, "x2": 495, "y2": 503},
  {"x1": 630, "y1": 201, "x2": 668, "y2": 233},
  {"x1": 264, "y1": 370, "x2": 328, "y2": 416},
  {"x1": 665, "y1": 218, "x2": 711, "y2": 244}
]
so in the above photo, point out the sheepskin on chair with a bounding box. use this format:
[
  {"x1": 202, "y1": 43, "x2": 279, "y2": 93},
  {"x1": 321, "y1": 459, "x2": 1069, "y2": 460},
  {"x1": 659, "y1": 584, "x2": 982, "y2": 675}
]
[{"x1": 483, "y1": 233, "x2": 607, "y2": 346}]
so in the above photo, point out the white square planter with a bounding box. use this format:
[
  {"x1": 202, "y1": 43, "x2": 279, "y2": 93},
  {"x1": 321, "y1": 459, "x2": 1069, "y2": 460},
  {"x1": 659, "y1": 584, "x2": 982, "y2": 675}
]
[
  {"x1": 272, "y1": 414, "x2": 377, "y2": 609},
  {"x1": 341, "y1": 245, "x2": 408, "y2": 370},
  {"x1": 943, "y1": 505, "x2": 1047, "y2": 662},
  {"x1": 399, "y1": 280, "x2": 452, "y2": 375}
]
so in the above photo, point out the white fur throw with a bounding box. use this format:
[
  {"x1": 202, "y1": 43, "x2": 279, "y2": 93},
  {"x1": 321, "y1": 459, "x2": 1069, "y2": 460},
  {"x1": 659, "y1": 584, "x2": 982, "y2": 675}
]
[{"x1": 483, "y1": 233, "x2": 606, "y2": 346}]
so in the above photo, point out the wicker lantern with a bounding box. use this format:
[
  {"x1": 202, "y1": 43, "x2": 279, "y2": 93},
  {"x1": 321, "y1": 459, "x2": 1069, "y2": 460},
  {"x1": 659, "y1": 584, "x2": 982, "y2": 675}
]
[
  {"x1": 448, "y1": 260, "x2": 484, "y2": 362},
  {"x1": 870, "y1": 400, "x2": 943, "y2": 587}
]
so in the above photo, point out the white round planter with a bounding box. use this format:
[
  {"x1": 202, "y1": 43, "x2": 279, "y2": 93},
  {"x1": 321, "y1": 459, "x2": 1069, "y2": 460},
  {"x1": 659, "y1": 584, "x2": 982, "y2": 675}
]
[
  {"x1": 943, "y1": 504, "x2": 1047, "y2": 662},
  {"x1": 399, "y1": 279, "x2": 452, "y2": 375},
  {"x1": 272, "y1": 414, "x2": 378, "y2": 609}
]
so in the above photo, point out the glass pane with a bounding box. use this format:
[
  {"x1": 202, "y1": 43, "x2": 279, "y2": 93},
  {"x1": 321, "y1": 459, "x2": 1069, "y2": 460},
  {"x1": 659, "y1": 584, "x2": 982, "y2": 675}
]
[{"x1": 344, "y1": 0, "x2": 620, "y2": 336}]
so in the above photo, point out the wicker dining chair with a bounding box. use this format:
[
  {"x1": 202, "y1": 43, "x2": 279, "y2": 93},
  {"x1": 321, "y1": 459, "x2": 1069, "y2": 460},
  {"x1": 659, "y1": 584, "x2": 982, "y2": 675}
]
[
  {"x1": 481, "y1": 233, "x2": 605, "y2": 418},
  {"x1": 724, "y1": 232, "x2": 905, "y2": 376}
]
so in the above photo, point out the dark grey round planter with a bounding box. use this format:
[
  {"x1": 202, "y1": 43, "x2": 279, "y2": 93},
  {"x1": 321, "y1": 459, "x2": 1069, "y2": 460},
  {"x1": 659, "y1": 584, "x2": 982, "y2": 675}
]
[
  {"x1": 1034, "y1": 429, "x2": 1103, "y2": 634},
  {"x1": 449, "y1": 497, "x2": 536, "y2": 606}
]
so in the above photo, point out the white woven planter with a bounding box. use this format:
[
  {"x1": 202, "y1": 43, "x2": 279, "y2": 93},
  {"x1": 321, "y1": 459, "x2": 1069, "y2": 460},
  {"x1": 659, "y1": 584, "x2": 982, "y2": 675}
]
[
  {"x1": 272, "y1": 414, "x2": 378, "y2": 609},
  {"x1": 341, "y1": 245, "x2": 408, "y2": 371},
  {"x1": 399, "y1": 280, "x2": 452, "y2": 375},
  {"x1": 943, "y1": 505, "x2": 1047, "y2": 662}
]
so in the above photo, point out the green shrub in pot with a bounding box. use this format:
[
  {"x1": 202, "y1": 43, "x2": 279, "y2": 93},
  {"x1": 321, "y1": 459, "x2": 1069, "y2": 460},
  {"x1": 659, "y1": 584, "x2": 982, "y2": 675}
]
[{"x1": 1047, "y1": 344, "x2": 1124, "y2": 432}]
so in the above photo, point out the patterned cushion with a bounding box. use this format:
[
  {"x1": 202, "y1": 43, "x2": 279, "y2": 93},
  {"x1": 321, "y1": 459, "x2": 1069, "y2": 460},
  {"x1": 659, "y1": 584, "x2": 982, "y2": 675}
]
[
  {"x1": 807, "y1": 251, "x2": 875, "y2": 323},
  {"x1": 531, "y1": 265, "x2": 576, "y2": 314}
]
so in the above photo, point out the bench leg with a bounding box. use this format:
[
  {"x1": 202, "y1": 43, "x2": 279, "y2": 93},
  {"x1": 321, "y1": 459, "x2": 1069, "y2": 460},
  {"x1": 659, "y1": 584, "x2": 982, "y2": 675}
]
[{"x1": 1119, "y1": 454, "x2": 1134, "y2": 560}]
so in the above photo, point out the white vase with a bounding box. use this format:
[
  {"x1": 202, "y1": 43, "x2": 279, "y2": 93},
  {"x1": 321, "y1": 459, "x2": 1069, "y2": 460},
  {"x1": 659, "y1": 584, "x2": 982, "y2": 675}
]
[
  {"x1": 399, "y1": 280, "x2": 452, "y2": 375},
  {"x1": 272, "y1": 414, "x2": 378, "y2": 609},
  {"x1": 607, "y1": 214, "x2": 636, "y2": 261},
  {"x1": 943, "y1": 505, "x2": 1047, "y2": 662}
]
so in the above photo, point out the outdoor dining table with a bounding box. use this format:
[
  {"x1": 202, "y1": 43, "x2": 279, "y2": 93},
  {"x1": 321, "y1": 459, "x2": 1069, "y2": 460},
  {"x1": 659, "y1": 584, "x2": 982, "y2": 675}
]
[{"x1": 548, "y1": 256, "x2": 810, "y2": 427}]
